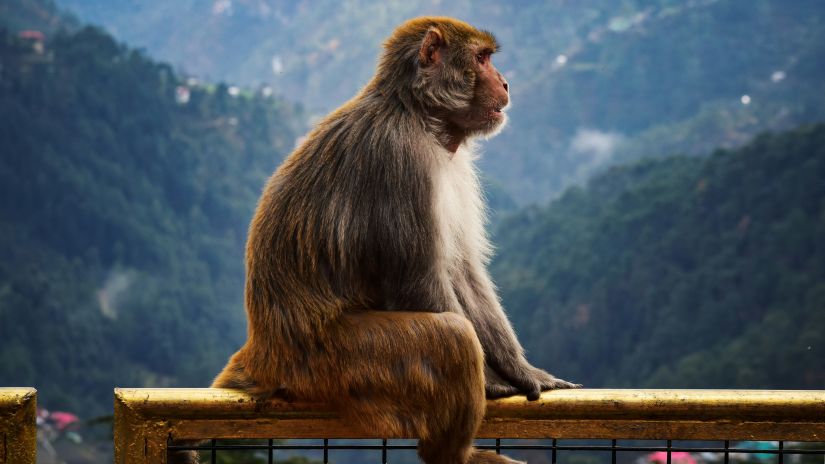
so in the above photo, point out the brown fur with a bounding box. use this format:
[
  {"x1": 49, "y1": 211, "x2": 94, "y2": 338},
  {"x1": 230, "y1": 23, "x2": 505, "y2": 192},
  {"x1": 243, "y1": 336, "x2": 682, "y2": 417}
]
[{"x1": 170, "y1": 16, "x2": 576, "y2": 464}]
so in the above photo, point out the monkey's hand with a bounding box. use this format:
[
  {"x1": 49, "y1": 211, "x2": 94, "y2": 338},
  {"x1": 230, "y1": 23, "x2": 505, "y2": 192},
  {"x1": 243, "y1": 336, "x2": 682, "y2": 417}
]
[
  {"x1": 484, "y1": 365, "x2": 520, "y2": 399},
  {"x1": 495, "y1": 363, "x2": 581, "y2": 401},
  {"x1": 527, "y1": 364, "x2": 582, "y2": 391},
  {"x1": 524, "y1": 364, "x2": 581, "y2": 401}
]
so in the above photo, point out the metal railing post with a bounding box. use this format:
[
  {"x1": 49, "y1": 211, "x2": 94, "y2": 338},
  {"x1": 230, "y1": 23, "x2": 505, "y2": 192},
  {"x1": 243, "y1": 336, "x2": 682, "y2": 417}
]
[
  {"x1": 0, "y1": 387, "x2": 37, "y2": 464},
  {"x1": 114, "y1": 389, "x2": 169, "y2": 464}
]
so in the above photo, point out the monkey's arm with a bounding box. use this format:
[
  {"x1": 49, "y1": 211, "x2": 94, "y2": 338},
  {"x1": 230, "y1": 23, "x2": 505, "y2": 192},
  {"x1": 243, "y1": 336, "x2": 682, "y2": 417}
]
[{"x1": 458, "y1": 260, "x2": 580, "y2": 400}]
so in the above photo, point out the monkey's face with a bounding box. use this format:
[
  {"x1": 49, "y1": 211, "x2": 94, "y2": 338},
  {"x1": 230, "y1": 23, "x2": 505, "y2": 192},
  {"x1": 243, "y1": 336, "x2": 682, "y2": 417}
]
[
  {"x1": 450, "y1": 47, "x2": 510, "y2": 137},
  {"x1": 410, "y1": 20, "x2": 510, "y2": 139}
]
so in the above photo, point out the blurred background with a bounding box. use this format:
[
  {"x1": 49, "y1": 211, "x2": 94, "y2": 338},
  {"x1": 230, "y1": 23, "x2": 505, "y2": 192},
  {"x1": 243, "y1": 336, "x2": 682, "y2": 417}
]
[{"x1": 1, "y1": 0, "x2": 824, "y2": 462}]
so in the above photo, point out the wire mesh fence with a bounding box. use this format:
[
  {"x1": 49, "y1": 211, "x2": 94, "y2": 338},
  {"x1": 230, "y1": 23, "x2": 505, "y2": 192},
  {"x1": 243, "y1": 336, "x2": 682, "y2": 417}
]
[{"x1": 168, "y1": 438, "x2": 825, "y2": 464}]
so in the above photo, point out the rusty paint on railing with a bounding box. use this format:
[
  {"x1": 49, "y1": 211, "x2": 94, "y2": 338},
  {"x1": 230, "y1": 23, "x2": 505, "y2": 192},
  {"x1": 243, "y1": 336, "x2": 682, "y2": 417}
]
[
  {"x1": 0, "y1": 387, "x2": 37, "y2": 464},
  {"x1": 114, "y1": 388, "x2": 825, "y2": 464}
]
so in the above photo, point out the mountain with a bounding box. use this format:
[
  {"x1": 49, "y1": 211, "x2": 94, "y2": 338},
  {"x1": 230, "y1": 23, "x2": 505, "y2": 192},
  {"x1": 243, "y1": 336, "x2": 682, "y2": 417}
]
[
  {"x1": 0, "y1": 25, "x2": 305, "y2": 416},
  {"x1": 0, "y1": 0, "x2": 78, "y2": 34},
  {"x1": 47, "y1": 0, "x2": 630, "y2": 110},
  {"x1": 491, "y1": 124, "x2": 825, "y2": 388},
  {"x1": 52, "y1": 0, "x2": 825, "y2": 204}
]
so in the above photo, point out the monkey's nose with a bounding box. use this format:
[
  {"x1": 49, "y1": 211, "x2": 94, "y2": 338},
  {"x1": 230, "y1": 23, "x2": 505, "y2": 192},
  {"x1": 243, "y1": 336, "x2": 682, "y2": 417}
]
[{"x1": 503, "y1": 81, "x2": 509, "y2": 93}]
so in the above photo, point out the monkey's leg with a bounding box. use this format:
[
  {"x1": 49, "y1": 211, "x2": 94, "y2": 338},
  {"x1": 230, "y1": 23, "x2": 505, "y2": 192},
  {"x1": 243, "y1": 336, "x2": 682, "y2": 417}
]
[
  {"x1": 469, "y1": 451, "x2": 527, "y2": 464},
  {"x1": 324, "y1": 311, "x2": 522, "y2": 464},
  {"x1": 319, "y1": 311, "x2": 482, "y2": 464},
  {"x1": 167, "y1": 446, "x2": 199, "y2": 463}
]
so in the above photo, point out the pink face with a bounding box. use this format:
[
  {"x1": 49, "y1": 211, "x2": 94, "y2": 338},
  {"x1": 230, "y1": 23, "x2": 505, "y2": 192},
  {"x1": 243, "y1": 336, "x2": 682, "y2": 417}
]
[
  {"x1": 416, "y1": 26, "x2": 509, "y2": 138},
  {"x1": 452, "y1": 48, "x2": 510, "y2": 135},
  {"x1": 475, "y1": 50, "x2": 510, "y2": 117}
]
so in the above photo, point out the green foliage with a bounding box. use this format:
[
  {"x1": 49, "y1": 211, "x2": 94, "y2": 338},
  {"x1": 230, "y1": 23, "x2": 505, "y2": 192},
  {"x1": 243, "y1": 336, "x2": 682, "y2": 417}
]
[
  {"x1": 492, "y1": 124, "x2": 825, "y2": 388},
  {"x1": 490, "y1": 0, "x2": 825, "y2": 202},
  {"x1": 0, "y1": 26, "x2": 304, "y2": 416}
]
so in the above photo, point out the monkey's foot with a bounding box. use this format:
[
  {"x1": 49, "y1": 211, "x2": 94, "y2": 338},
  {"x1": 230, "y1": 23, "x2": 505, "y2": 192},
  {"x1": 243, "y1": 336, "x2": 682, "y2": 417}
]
[{"x1": 470, "y1": 450, "x2": 526, "y2": 463}]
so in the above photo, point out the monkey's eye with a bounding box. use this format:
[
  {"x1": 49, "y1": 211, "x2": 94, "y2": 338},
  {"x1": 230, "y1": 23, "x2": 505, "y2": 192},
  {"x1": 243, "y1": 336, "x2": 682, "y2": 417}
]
[{"x1": 476, "y1": 53, "x2": 489, "y2": 65}]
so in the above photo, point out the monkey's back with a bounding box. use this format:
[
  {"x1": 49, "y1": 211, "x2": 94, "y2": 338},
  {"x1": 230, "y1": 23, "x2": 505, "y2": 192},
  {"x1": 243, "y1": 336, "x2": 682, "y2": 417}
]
[{"x1": 243, "y1": 95, "x2": 443, "y2": 343}]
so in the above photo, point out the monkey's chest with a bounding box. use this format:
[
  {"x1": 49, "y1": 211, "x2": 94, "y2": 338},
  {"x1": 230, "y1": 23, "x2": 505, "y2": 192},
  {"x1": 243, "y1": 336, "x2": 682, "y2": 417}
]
[{"x1": 431, "y1": 150, "x2": 487, "y2": 270}]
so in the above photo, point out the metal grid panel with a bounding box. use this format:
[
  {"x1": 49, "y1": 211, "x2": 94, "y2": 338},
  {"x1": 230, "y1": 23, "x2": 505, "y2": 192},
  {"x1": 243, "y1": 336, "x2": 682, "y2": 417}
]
[{"x1": 167, "y1": 438, "x2": 825, "y2": 464}]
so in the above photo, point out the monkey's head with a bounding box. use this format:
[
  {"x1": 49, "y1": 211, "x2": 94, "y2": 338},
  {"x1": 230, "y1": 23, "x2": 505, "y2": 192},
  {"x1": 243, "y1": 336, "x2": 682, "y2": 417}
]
[{"x1": 377, "y1": 17, "x2": 510, "y2": 141}]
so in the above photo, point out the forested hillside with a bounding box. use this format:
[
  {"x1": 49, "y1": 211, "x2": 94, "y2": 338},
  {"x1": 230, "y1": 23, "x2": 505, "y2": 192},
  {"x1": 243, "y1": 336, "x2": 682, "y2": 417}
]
[
  {"x1": 492, "y1": 124, "x2": 825, "y2": 389},
  {"x1": 53, "y1": 0, "x2": 825, "y2": 204},
  {"x1": 0, "y1": 26, "x2": 305, "y2": 415},
  {"x1": 0, "y1": 0, "x2": 77, "y2": 34}
]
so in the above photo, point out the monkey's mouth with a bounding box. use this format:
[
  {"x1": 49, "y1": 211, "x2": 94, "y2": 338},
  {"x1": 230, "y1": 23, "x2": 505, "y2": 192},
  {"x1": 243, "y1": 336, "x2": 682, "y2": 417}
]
[{"x1": 488, "y1": 107, "x2": 505, "y2": 118}]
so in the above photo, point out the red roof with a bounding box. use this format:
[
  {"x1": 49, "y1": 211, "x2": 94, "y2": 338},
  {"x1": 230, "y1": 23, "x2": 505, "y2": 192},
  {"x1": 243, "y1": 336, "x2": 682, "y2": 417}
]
[
  {"x1": 647, "y1": 452, "x2": 696, "y2": 464},
  {"x1": 49, "y1": 411, "x2": 79, "y2": 430},
  {"x1": 18, "y1": 30, "x2": 45, "y2": 41}
]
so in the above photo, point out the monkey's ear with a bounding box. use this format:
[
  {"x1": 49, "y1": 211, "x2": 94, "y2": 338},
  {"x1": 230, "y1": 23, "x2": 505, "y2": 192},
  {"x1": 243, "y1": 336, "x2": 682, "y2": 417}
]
[{"x1": 419, "y1": 27, "x2": 444, "y2": 67}]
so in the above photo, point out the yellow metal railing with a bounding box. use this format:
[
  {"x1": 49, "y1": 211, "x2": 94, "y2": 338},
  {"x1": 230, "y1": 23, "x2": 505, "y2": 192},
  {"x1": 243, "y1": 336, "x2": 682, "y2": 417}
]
[
  {"x1": 114, "y1": 388, "x2": 825, "y2": 463},
  {"x1": 0, "y1": 388, "x2": 37, "y2": 464}
]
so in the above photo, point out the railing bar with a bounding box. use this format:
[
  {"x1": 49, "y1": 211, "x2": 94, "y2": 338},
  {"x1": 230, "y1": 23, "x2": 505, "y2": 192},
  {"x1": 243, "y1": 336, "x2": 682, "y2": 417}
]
[
  {"x1": 667, "y1": 439, "x2": 672, "y2": 464},
  {"x1": 382, "y1": 438, "x2": 388, "y2": 464},
  {"x1": 496, "y1": 438, "x2": 501, "y2": 455},
  {"x1": 552, "y1": 438, "x2": 557, "y2": 464},
  {"x1": 170, "y1": 444, "x2": 419, "y2": 451},
  {"x1": 211, "y1": 438, "x2": 217, "y2": 464},
  {"x1": 724, "y1": 440, "x2": 730, "y2": 464},
  {"x1": 268, "y1": 438, "x2": 274, "y2": 464},
  {"x1": 324, "y1": 438, "x2": 329, "y2": 464},
  {"x1": 779, "y1": 440, "x2": 784, "y2": 464},
  {"x1": 486, "y1": 446, "x2": 825, "y2": 454},
  {"x1": 480, "y1": 445, "x2": 825, "y2": 453},
  {"x1": 612, "y1": 439, "x2": 617, "y2": 464},
  {"x1": 164, "y1": 443, "x2": 825, "y2": 454}
]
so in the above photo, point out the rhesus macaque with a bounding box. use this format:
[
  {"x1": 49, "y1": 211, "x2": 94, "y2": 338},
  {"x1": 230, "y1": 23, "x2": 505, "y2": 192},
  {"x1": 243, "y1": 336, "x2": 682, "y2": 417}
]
[{"x1": 172, "y1": 16, "x2": 578, "y2": 464}]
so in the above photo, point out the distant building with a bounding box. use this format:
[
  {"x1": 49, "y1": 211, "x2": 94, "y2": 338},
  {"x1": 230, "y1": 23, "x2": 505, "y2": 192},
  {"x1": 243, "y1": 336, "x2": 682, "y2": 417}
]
[
  {"x1": 18, "y1": 30, "x2": 45, "y2": 55},
  {"x1": 175, "y1": 86, "x2": 191, "y2": 105}
]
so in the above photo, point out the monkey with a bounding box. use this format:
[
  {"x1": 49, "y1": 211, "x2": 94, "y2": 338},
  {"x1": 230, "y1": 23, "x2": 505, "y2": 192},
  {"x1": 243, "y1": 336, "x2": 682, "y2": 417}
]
[{"x1": 170, "y1": 16, "x2": 578, "y2": 464}]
